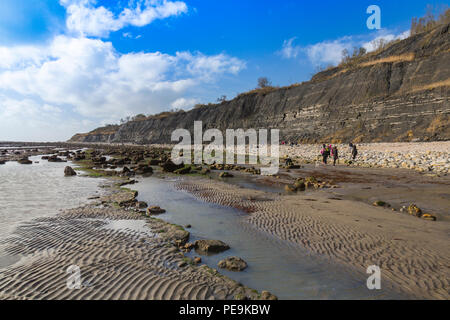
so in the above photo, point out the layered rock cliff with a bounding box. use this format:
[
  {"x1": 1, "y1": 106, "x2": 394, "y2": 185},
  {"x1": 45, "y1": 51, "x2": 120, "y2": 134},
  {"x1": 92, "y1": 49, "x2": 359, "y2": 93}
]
[{"x1": 69, "y1": 24, "x2": 450, "y2": 144}]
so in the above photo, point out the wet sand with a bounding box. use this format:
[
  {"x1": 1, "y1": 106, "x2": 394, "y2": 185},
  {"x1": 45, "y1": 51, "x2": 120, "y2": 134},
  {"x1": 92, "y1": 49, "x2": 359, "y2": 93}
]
[
  {"x1": 0, "y1": 144, "x2": 448, "y2": 300},
  {"x1": 176, "y1": 175, "x2": 450, "y2": 300},
  {"x1": 0, "y1": 188, "x2": 262, "y2": 300}
]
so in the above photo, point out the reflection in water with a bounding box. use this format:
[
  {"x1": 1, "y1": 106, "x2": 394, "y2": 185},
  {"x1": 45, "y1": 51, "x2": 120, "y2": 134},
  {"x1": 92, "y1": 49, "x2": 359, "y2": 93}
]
[
  {"x1": 134, "y1": 176, "x2": 407, "y2": 300},
  {"x1": 0, "y1": 155, "x2": 103, "y2": 241}
]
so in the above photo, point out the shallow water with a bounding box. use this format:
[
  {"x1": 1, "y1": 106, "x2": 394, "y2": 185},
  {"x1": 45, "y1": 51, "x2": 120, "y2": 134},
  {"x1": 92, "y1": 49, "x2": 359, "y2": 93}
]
[
  {"x1": 0, "y1": 155, "x2": 103, "y2": 241},
  {"x1": 134, "y1": 176, "x2": 408, "y2": 300}
]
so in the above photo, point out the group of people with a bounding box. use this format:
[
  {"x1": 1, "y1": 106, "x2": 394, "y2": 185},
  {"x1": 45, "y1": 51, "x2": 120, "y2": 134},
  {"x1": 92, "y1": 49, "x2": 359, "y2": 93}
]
[{"x1": 320, "y1": 143, "x2": 358, "y2": 166}]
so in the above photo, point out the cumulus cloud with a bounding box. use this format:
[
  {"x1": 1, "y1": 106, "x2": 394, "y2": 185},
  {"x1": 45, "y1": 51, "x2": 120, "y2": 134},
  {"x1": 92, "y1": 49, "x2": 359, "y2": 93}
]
[
  {"x1": 0, "y1": 35, "x2": 245, "y2": 140},
  {"x1": 280, "y1": 30, "x2": 410, "y2": 67},
  {"x1": 171, "y1": 97, "x2": 199, "y2": 109},
  {"x1": 305, "y1": 37, "x2": 353, "y2": 66},
  {"x1": 278, "y1": 37, "x2": 301, "y2": 59},
  {"x1": 0, "y1": 0, "x2": 247, "y2": 141},
  {"x1": 61, "y1": 0, "x2": 188, "y2": 37},
  {"x1": 362, "y1": 30, "x2": 410, "y2": 52}
]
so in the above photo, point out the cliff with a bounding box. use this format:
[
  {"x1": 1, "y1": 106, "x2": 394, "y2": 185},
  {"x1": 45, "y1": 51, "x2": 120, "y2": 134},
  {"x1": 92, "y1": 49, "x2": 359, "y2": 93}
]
[
  {"x1": 69, "y1": 24, "x2": 450, "y2": 144},
  {"x1": 70, "y1": 125, "x2": 119, "y2": 143}
]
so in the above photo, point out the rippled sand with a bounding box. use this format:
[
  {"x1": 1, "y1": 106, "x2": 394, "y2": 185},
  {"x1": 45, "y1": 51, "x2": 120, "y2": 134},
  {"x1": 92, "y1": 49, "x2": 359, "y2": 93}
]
[
  {"x1": 176, "y1": 179, "x2": 450, "y2": 300},
  {"x1": 0, "y1": 199, "x2": 259, "y2": 300}
]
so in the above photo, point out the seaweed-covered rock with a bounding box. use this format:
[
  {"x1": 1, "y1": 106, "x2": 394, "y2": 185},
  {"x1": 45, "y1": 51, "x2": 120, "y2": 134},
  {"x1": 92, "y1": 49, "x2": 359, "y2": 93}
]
[
  {"x1": 218, "y1": 257, "x2": 248, "y2": 272},
  {"x1": 64, "y1": 166, "x2": 77, "y2": 176},
  {"x1": 194, "y1": 239, "x2": 230, "y2": 254}
]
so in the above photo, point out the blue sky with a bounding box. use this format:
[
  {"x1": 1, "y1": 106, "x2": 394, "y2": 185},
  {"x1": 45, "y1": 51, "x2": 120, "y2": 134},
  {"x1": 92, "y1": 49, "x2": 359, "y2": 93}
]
[{"x1": 0, "y1": 0, "x2": 447, "y2": 141}]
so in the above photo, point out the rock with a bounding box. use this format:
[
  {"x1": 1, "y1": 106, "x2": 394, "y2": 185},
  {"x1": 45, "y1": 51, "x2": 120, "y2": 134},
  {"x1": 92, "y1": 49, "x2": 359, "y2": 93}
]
[
  {"x1": 0, "y1": 160, "x2": 5, "y2": 165},
  {"x1": 408, "y1": 204, "x2": 422, "y2": 217},
  {"x1": 185, "y1": 224, "x2": 192, "y2": 228},
  {"x1": 294, "y1": 180, "x2": 306, "y2": 191},
  {"x1": 421, "y1": 214, "x2": 437, "y2": 221},
  {"x1": 218, "y1": 257, "x2": 248, "y2": 272},
  {"x1": 178, "y1": 261, "x2": 187, "y2": 268},
  {"x1": 135, "y1": 164, "x2": 153, "y2": 175},
  {"x1": 171, "y1": 230, "x2": 190, "y2": 246},
  {"x1": 373, "y1": 201, "x2": 389, "y2": 207},
  {"x1": 219, "y1": 172, "x2": 233, "y2": 178},
  {"x1": 149, "y1": 159, "x2": 161, "y2": 165},
  {"x1": 47, "y1": 155, "x2": 64, "y2": 162},
  {"x1": 147, "y1": 206, "x2": 166, "y2": 215},
  {"x1": 194, "y1": 239, "x2": 230, "y2": 254},
  {"x1": 174, "y1": 165, "x2": 192, "y2": 175},
  {"x1": 64, "y1": 166, "x2": 77, "y2": 176},
  {"x1": 260, "y1": 291, "x2": 278, "y2": 300},
  {"x1": 305, "y1": 176, "x2": 318, "y2": 184},
  {"x1": 284, "y1": 184, "x2": 297, "y2": 193},
  {"x1": 18, "y1": 157, "x2": 32, "y2": 164},
  {"x1": 136, "y1": 201, "x2": 148, "y2": 209},
  {"x1": 193, "y1": 257, "x2": 202, "y2": 264},
  {"x1": 161, "y1": 160, "x2": 183, "y2": 173}
]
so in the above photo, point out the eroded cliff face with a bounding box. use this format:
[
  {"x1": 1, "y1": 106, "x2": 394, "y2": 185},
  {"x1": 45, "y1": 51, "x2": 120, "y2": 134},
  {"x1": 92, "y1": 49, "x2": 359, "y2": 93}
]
[{"x1": 69, "y1": 24, "x2": 450, "y2": 144}]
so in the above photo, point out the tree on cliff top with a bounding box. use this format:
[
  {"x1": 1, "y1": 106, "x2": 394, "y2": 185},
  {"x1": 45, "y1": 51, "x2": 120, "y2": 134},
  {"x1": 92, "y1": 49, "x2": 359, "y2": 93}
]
[
  {"x1": 411, "y1": 5, "x2": 450, "y2": 35},
  {"x1": 257, "y1": 77, "x2": 272, "y2": 88}
]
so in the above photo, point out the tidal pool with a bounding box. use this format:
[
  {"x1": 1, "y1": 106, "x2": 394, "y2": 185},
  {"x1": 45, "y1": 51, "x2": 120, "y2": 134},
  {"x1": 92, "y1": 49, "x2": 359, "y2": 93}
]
[{"x1": 133, "y1": 176, "x2": 408, "y2": 299}]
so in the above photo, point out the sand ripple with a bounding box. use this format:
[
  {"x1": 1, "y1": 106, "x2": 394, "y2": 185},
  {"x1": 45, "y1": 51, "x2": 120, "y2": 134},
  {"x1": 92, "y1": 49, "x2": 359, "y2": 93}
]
[
  {"x1": 176, "y1": 179, "x2": 450, "y2": 300},
  {"x1": 0, "y1": 206, "x2": 254, "y2": 300}
]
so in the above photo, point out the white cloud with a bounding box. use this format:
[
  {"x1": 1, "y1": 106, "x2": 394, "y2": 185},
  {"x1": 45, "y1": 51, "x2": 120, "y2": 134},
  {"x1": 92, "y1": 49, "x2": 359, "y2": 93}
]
[
  {"x1": 61, "y1": 0, "x2": 188, "y2": 37},
  {"x1": 279, "y1": 37, "x2": 301, "y2": 59},
  {"x1": 362, "y1": 30, "x2": 410, "y2": 52},
  {"x1": 280, "y1": 29, "x2": 410, "y2": 67},
  {"x1": 171, "y1": 97, "x2": 199, "y2": 110},
  {"x1": 0, "y1": 35, "x2": 245, "y2": 140},
  {"x1": 306, "y1": 37, "x2": 353, "y2": 66}
]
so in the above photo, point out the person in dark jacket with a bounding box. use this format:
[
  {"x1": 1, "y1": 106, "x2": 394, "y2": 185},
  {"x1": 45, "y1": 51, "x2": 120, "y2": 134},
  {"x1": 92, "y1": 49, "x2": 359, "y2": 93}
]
[
  {"x1": 351, "y1": 144, "x2": 358, "y2": 160},
  {"x1": 321, "y1": 144, "x2": 329, "y2": 164},
  {"x1": 332, "y1": 146, "x2": 339, "y2": 166}
]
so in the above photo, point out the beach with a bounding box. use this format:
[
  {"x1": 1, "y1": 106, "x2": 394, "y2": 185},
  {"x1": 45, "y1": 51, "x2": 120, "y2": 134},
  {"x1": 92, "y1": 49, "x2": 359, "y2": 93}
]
[{"x1": 0, "y1": 142, "x2": 448, "y2": 300}]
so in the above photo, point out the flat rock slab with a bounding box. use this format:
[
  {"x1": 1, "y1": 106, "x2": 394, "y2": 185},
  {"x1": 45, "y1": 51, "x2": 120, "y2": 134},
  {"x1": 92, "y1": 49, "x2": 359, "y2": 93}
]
[{"x1": 194, "y1": 239, "x2": 230, "y2": 255}]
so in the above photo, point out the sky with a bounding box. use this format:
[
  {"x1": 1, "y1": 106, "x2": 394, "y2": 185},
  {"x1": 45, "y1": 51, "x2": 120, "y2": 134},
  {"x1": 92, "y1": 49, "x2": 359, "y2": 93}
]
[{"x1": 0, "y1": 0, "x2": 447, "y2": 141}]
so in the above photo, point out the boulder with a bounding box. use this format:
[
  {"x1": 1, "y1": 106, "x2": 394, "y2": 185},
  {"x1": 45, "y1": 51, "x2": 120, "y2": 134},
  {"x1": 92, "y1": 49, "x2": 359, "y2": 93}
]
[
  {"x1": 18, "y1": 157, "x2": 32, "y2": 164},
  {"x1": 136, "y1": 201, "x2": 148, "y2": 209},
  {"x1": 174, "y1": 165, "x2": 192, "y2": 175},
  {"x1": 194, "y1": 239, "x2": 230, "y2": 254},
  {"x1": 260, "y1": 291, "x2": 278, "y2": 300},
  {"x1": 47, "y1": 155, "x2": 64, "y2": 162},
  {"x1": 218, "y1": 257, "x2": 248, "y2": 272},
  {"x1": 161, "y1": 160, "x2": 183, "y2": 173},
  {"x1": 64, "y1": 166, "x2": 77, "y2": 176},
  {"x1": 219, "y1": 172, "x2": 234, "y2": 178},
  {"x1": 147, "y1": 206, "x2": 166, "y2": 215},
  {"x1": 421, "y1": 214, "x2": 437, "y2": 221},
  {"x1": 408, "y1": 204, "x2": 422, "y2": 217},
  {"x1": 193, "y1": 257, "x2": 202, "y2": 264},
  {"x1": 135, "y1": 164, "x2": 153, "y2": 175},
  {"x1": 373, "y1": 201, "x2": 389, "y2": 207}
]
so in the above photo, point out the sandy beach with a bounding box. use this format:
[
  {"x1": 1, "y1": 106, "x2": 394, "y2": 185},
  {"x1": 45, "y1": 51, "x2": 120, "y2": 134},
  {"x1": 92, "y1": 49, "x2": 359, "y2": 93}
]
[
  {"x1": 0, "y1": 185, "x2": 267, "y2": 300},
  {"x1": 0, "y1": 142, "x2": 448, "y2": 300},
  {"x1": 176, "y1": 174, "x2": 450, "y2": 299}
]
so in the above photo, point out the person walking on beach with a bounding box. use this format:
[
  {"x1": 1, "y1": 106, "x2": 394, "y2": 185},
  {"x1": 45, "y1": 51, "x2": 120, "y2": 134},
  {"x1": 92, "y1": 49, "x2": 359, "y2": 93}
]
[
  {"x1": 351, "y1": 144, "x2": 358, "y2": 160},
  {"x1": 348, "y1": 143, "x2": 354, "y2": 160},
  {"x1": 332, "y1": 146, "x2": 339, "y2": 166},
  {"x1": 321, "y1": 144, "x2": 329, "y2": 165}
]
